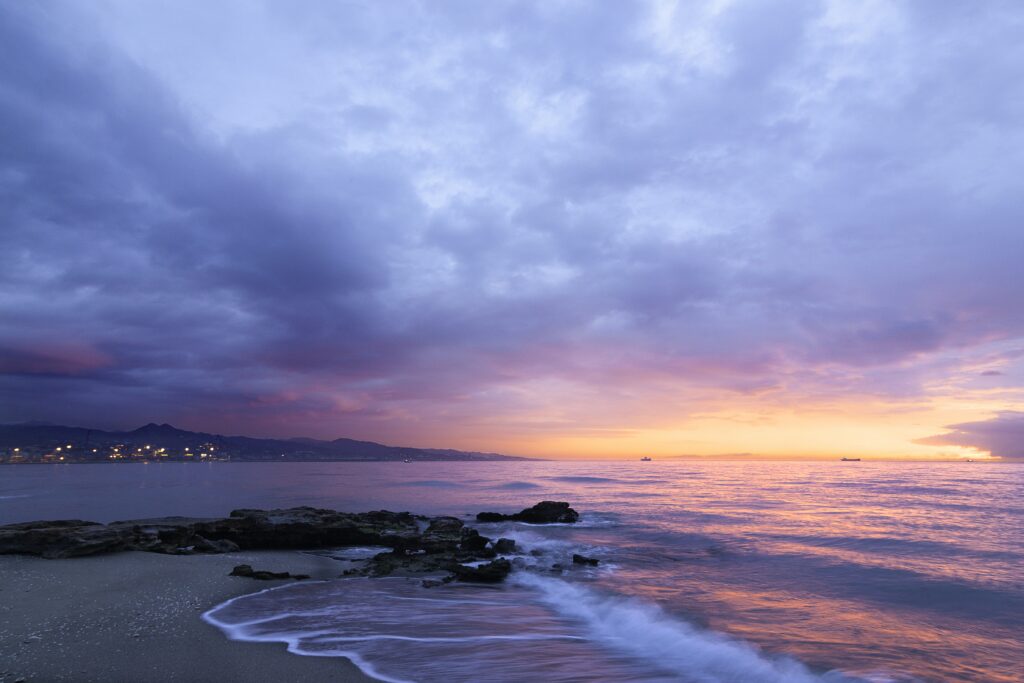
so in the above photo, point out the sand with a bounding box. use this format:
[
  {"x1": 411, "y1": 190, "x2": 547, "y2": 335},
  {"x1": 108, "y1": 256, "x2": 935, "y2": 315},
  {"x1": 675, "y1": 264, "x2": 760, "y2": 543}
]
[{"x1": 0, "y1": 551, "x2": 378, "y2": 682}]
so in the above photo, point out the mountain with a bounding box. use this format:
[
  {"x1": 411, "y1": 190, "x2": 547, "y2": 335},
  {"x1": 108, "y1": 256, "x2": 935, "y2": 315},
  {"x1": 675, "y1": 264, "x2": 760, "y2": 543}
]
[{"x1": 0, "y1": 422, "x2": 531, "y2": 462}]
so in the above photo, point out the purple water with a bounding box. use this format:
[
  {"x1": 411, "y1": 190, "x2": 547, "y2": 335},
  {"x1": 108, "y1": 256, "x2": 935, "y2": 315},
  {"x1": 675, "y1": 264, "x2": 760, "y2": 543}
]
[{"x1": 2, "y1": 461, "x2": 1021, "y2": 682}]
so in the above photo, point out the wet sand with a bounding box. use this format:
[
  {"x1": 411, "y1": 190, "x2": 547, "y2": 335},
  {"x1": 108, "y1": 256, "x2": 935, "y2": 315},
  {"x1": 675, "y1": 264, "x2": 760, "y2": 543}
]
[{"x1": 0, "y1": 551, "x2": 377, "y2": 682}]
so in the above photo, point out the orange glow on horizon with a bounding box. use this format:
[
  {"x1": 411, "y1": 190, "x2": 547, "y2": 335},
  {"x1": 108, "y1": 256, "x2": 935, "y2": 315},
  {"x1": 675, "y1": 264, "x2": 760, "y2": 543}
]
[{"x1": 389, "y1": 397, "x2": 1015, "y2": 461}]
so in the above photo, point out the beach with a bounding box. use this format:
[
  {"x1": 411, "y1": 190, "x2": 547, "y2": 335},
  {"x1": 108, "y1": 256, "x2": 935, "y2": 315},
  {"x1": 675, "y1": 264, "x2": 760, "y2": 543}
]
[
  {"x1": 1, "y1": 461, "x2": 1021, "y2": 681},
  {"x1": 0, "y1": 550, "x2": 376, "y2": 683}
]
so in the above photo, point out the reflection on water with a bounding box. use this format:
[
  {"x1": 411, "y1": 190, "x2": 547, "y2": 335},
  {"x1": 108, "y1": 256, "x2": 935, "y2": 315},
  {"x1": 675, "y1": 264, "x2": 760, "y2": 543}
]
[{"x1": 3, "y1": 460, "x2": 1022, "y2": 682}]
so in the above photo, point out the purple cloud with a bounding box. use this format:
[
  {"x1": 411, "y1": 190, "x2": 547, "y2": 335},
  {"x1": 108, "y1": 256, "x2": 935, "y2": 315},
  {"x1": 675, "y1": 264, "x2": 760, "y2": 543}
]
[{"x1": 2, "y1": 2, "x2": 1024, "y2": 444}]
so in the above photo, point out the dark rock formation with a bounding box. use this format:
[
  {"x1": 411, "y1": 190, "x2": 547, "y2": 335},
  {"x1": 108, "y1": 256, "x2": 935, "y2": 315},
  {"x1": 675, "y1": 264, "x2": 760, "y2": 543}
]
[
  {"x1": 572, "y1": 553, "x2": 599, "y2": 566},
  {"x1": 424, "y1": 516, "x2": 463, "y2": 534},
  {"x1": 419, "y1": 516, "x2": 465, "y2": 553},
  {"x1": 459, "y1": 527, "x2": 491, "y2": 551},
  {"x1": 0, "y1": 507, "x2": 419, "y2": 558},
  {"x1": 229, "y1": 564, "x2": 309, "y2": 580},
  {"x1": 0, "y1": 520, "x2": 133, "y2": 559},
  {"x1": 476, "y1": 501, "x2": 579, "y2": 524},
  {"x1": 0, "y1": 502, "x2": 576, "y2": 586},
  {"x1": 493, "y1": 538, "x2": 516, "y2": 554},
  {"x1": 451, "y1": 559, "x2": 512, "y2": 583},
  {"x1": 199, "y1": 507, "x2": 420, "y2": 550},
  {"x1": 192, "y1": 536, "x2": 240, "y2": 554},
  {"x1": 358, "y1": 550, "x2": 461, "y2": 577}
]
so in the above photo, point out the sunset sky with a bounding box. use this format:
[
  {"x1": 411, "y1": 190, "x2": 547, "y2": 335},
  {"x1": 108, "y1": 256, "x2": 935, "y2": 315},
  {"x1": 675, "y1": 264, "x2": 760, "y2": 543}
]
[{"x1": 2, "y1": 1, "x2": 1023, "y2": 459}]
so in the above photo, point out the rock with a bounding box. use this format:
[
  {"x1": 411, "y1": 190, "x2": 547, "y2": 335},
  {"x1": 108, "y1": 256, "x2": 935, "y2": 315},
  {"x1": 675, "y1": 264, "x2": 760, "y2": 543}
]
[
  {"x1": 493, "y1": 538, "x2": 516, "y2": 554},
  {"x1": 451, "y1": 559, "x2": 512, "y2": 583},
  {"x1": 572, "y1": 553, "x2": 599, "y2": 566},
  {"x1": 0, "y1": 520, "x2": 133, "y2": 559},
  {"x1": 475, "y1": 512, "x2": 506, "y2": 523},
  {"x1": 110, "y1": 517, "x2": 205, "y2": 553},
  {"x1": 419, "y1": 516, "x2": 465, "y2": 553},
  {"x1": 425, "y1": 516, "x2": 464, "y2": 534},
  {"x1": 459, "y1": 527, "x2": 491, "y2": 551},
  {"x1": 204, "y1": 507, "x2": 420, "y2": 550},
  {"x1": 191, "y1": 535, "x2": 240, "y2": 554},
  {"x1": 515, "y1": 501, "x2": 579, "y2": 524},
  {"x1": 0, "y1": 507, "x2": 421, "y2": 558},
  {"x1": 361, "y1": 550, "x2": 459, "y2": 577},
  {"x1": 475, "y1": 501, "x2": 579, "y2": 525},
  {"x1": 229, "y1": 564, "x2": 297, "y2": 580}
]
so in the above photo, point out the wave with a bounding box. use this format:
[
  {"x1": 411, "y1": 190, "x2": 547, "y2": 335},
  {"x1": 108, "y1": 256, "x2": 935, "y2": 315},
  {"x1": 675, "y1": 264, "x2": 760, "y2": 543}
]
[
  {"x1": 492, "y1": 481, "x2": 541, "y2": 489},
  {"x1": 547, "y1": 475, "x2": 622, "y2": 484},
  {"x1": 513, "y1": 573, "x2": 866, "y2": 683},
  {"x1": 204, "y1": 572, "x2": 869, "y2": 683}
]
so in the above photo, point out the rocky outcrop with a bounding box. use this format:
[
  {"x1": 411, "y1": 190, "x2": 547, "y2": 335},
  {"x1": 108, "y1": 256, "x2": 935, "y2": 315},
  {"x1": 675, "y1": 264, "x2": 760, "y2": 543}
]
[
  {"x1": 459, "y1": 527, "x2": 491, "y2": 552},
  {"x1": 229, "y1": 564, "x2": 310, "y2": 581},
  {"x1": 192, "y1": 536, "x2": 240, "y2": 554},
  {"x1": 493, "y1": 537, "x2": 516, "y2": 554},
  {"x1": 0, "y1": 520, "x2": 134, "y2": 559},
  {"x1": 0, "y1": 507, "x2": 420, "y2": 558},
  {"x1": 572, "y1": 553, "x2": 599, "y2": 566},
  {"x1": 0, "y1": 502, "x2": 577, "y2": 585},
  {"x1": 476, "y1": 501, "x2": 579, "y2": 524},
  {"x1": 451, "y1": 559, "x2": 512, "y2": 583},
  {"x1": 195, "y1": 507, "x2": 420, "y2": 550}
]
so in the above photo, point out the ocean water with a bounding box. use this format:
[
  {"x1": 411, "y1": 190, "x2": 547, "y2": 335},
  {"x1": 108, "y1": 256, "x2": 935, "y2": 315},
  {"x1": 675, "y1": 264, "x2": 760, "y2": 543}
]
[{"x1": 1, "y1": 461, "x2": 1021, "y2": 682}]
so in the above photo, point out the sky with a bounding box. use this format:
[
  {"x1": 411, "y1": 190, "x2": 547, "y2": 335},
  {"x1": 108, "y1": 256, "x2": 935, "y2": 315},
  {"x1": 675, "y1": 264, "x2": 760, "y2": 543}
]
[{"x1": 2, "y1": 1, "x2": 1023, "y2": 460}]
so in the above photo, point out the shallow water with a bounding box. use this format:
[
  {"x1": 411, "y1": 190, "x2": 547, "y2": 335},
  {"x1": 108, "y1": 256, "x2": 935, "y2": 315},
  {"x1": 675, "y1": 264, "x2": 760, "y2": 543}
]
[{"x1": 3, "y1": 460, "x2": 1022, "y2": 682}]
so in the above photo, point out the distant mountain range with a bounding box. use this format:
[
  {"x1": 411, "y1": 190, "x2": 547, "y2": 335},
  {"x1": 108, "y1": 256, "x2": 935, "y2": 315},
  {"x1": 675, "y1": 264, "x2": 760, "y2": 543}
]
[{"x1": 0, "y1": 422, "x2": 531, "y2": 463}]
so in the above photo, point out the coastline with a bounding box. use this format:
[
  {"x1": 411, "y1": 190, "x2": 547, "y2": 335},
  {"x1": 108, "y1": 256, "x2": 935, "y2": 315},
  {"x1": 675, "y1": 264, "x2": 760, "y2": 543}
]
[{"x1": 0, "y1": 550, "x2": 378, "y2": 682}]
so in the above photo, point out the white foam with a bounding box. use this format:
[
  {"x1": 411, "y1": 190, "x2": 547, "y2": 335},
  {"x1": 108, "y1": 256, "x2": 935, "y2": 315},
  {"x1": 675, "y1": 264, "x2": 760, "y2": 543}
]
[
  {"x1": 512, "y1": 573, "x2": 861, "y2": 683},
  {"x1": 203, "y1": 586, "x2": 412, "y2": 683},
  {"x1": 203, "y1": 575, "x2": 868, "y2": 683},
  {"x1": 317, "y1": 634, "x2": 585, "y2": 643}
]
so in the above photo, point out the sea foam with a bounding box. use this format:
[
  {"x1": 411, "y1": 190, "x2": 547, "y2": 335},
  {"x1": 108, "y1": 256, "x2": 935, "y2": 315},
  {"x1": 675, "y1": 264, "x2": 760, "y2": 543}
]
[{"x1": 204, "y1": 573, "x2": 867, "y2": 683}]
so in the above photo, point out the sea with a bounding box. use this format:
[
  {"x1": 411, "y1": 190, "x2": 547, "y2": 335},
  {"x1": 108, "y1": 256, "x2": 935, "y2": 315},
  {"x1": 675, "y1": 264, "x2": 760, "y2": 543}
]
[{"x1": 1, "y1": 460, "x2": 1021, "y2": 683}]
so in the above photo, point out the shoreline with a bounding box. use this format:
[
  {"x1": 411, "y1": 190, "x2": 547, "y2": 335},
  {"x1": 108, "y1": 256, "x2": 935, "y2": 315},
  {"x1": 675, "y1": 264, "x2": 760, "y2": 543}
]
[{"x1": 0, "y1": 551, "x2": 378, "y2": 682}]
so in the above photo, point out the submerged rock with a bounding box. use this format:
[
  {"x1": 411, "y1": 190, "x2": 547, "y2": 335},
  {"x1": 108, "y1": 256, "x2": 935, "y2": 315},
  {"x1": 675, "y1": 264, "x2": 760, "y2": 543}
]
[{"x1": 476, "y1": 501, "x2": 579, "y2": 525}]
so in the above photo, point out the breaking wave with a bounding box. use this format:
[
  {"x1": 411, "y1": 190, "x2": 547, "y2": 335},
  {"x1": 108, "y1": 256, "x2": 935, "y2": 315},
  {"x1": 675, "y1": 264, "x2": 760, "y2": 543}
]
[{"x1": 204, "y1": 573, "x2": 868, "y2": 683}]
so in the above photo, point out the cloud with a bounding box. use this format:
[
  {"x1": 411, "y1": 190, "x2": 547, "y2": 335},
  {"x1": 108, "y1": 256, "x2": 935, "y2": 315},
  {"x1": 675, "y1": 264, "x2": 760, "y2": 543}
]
[
  {"x1": 917, "y1": 412, "x2": 1024, "y2": 460},
  {"x1": 1, "y1": 1, "x2": 1024, "y2": 447}
]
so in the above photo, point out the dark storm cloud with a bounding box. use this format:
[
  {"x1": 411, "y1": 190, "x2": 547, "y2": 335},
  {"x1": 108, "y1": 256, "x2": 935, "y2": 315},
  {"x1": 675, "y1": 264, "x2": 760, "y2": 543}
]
[
  {"x1": 918, "y1": 413, "x2": 1024, "y2": 460},
  {"x1": 2, "y1": 1, "x2": 1024, "y2": 440}
]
